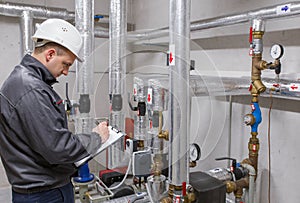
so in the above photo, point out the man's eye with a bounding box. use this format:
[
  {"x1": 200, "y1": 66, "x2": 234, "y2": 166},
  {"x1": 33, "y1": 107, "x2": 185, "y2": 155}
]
[{"x1": 63, "y1": 62, "x2": 72, "y2": 68}]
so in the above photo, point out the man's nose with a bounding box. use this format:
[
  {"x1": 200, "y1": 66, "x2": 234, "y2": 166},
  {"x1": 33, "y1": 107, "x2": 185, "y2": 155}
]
[{"x1": 62, "y1": 69, "x2": 69, "y2": 76}]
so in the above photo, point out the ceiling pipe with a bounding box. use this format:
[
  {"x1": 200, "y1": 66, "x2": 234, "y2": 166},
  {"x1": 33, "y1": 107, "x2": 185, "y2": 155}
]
[
  {"x1": 2, "y1": 2, "x2": 300, "y2": 40},
  {"x1": 127, "y1": 2, "x2": 300, "y2": 41},
  {"x1": 0, "y1": 2, "x2": 74, "y2": 20}
]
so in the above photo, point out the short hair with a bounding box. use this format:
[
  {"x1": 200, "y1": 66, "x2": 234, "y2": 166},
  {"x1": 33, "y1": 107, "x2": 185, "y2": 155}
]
[{"x1": 33, "y1": 41, "x2": 69, "y2": 56}]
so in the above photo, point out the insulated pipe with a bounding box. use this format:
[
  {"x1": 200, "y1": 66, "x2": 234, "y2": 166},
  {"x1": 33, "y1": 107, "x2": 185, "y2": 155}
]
[
  {"x1": 109, "y1": 0, "x2": 126, "y2": 96},
  {"x1": 73, "y1": 0, "x2": 95, "y2": 186},
  {"x1": 0, "y1": 2, "x2": 74, "y2": 20},
  {"x1": 125, "y1": 2, "x2": 300, "y2": 41},
  {"x1": 108, "y1": 0, "x2": 127, "y2": 169},
  {"x1": 2, "y1": 2, "x2": 300, "y2": 41},
  {"x1": 75, "y1": 0, "x2": 94, "y2": 96},
  {"x1": 168, "y1": 0, "x2": 191, "y2": 190},
  {"x1": 95, "y1": 27, "x2": 109, "y2": 38},
  {"x1": 242, "y1": 163, "x2": 256, "y2": 203},
  {"x1": 20, "y1": 10, "x2": 33, "y2": 56}
]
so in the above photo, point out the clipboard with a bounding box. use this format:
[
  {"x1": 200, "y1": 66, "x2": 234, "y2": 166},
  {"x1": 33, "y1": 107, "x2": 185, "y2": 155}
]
[{"x1": 74, "y1": 126, "x2": 125, "y2": 167}]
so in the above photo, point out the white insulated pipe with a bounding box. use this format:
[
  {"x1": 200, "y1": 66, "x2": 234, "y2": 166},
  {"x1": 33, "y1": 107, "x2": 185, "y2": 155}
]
[
  {"x1": 109, "y1": 0, "x2": 127, "y2": 96},
  {"x1": 127, "y1": 2, "x2": 300, "y2": 41},
  {"x1": 75, "y1": 0, "x2": 95, "y2": 95},
  {"x1": 242, "y1": 163, "x2": 256, "y2": 203},
  {"x1": 20, "y1": 11, "x2": 33, "y2": 56},
  {"x1": 73, "y1": 0, "x2": 95, "y2": 136},
  {"x1": 190, "y1": 2, "x2": 300, "y2": 31},
  {"x1": 108, "y1": 0, "x2": 127, "y2": 169},
  {"x1": 2, "y1": 2, "x2": 300, "y2": 41},
  {"x1": 0, "y1": 2, "x2": 74, "y2": 20},
  {"x1": 168, "y1": 0, "x2": 191, "y2": 187}
]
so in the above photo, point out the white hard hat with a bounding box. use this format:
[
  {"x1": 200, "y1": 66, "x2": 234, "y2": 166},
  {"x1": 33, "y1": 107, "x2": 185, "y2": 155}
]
[{"x1": 32, "y1": 18, "x2": 83, "y2": 62}]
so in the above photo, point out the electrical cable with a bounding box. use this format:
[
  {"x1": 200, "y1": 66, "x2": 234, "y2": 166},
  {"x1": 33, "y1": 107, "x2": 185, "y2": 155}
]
[
  {"x1": 268, "y1": 90, "x2": 273, "y2": 203},
  {"x1": 108, "y1": 157, "x2": 132, "y2": 190}
]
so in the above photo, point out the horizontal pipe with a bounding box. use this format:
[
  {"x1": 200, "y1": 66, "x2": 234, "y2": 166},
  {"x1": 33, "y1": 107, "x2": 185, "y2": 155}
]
[
  {"x1": 0, "y1": 2, "x2": 74, "y2": 20},
  {"x1": 131, "y1": 74, "x2": 300, "y2": 99},
  {"x1": 3, "y1": 2, "x2": 300, "y2": 40},
  {"x1": 127, "y1": 1, "x2": 300, "y2": 41}
]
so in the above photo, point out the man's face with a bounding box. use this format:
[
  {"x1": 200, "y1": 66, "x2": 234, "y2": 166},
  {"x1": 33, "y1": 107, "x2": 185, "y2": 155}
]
[{"x1": 47, "y1": 50, "x2": 76, "y2": 78}]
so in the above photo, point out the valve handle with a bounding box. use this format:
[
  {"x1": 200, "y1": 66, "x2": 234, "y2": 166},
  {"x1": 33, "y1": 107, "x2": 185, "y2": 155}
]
[{"x1": 215, "y1": 157, "x2": 237, "y2": 170}]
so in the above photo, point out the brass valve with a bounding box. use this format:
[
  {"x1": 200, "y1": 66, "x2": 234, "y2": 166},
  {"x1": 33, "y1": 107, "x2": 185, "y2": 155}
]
[{"x1": 158, "y1": 130, "x2": 169, "y2": 141}]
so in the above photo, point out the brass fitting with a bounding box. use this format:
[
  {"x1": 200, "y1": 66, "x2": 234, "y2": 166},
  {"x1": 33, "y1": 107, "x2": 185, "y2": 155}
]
[
  {"x1": 189, "y1": 161, "x2": 197, "y2": 168},
  {"x1": 187, "y1": 192, "x2": 196, "y2": 203},
  {"x1": 234, "y1": 178, "x2": 249, "y2": 199},
  {"x1": 161, "y1": 197, "x2": 173, "y2": 203},
  {"x1": 252, "y1": 31, "x2": 264, "y2": 39},
  {"x1": 226, "y1": 177, "x2": 249, "y2": 200},
  {"x1": 248, "y1": 132, "x2": 259, "y2": 177},
  {"x1": 137, "y1": 140, "x2": 144, "y2": 149},
  {"x1": 226, "y1": 181, "x2": 236, "y2": 193},
  {"x1": 158, "y1": 130, "x2": 169, "y2": 140},
  {"x1": 152, "y1": 154, "x2": 163, "y2": 176},
  {"x1": 163, "y1": 184, "x2": 195, "y2": 203},
  {"x1": 251, "y1": 55, "x2": 267, "y2": 95}
]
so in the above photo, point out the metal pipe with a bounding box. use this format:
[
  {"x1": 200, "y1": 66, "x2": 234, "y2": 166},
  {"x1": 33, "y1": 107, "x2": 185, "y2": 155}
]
[
  {"x1": 75, "y1": 0, "x2": 95, "y2": 95},
  {"x1": 73, "y1": 0, "x2": 95, "y2": 194},
  {"x1": 108, "y1": 0, "x2": 127, "y2": 169},
  {"x1": 126, "y1": 2, "x2": 300, "y2": 41},
  {"x1": 2, "y1": 2, "x2": 300, "y2": 41},
  {"x1": 95, "y1": 27, "x2": 109, "y2": 38},
  {"x1": 168, "y1": 0, "x2": 191, "y2": 189},
  {"x1": 0, "y1": 2, "x2": 74, "y2": 20},
  {"x1": 242, "y1": 163, "x2": 256, "y2": 203},
  {"x1": 19, "y1": 10, "x2": 33, "y2": 56}
]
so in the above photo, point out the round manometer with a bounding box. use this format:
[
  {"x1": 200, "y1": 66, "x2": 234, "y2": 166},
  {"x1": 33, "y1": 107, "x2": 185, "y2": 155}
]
[
  {"x1": 270, "y1": 44, "x2": 284, "y2": 59},
  {"x1": 190, "y1": 143, "x2": 201, "y2": 162}
]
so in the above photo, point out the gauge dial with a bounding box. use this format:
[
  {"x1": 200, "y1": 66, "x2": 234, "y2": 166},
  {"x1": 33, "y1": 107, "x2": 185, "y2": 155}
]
[
  {"x1": 244, "y1": 114, "x2": 255, "y2": 125},
  {"x1": 190, "y1": 143, "x2": 201, "y2": 162},
  {"x1": 270, "y1": 44, "x2": 284, "y2": 59}
]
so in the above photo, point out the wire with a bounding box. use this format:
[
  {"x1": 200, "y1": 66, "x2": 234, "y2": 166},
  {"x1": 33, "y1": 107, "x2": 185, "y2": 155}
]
[
  {"x1": 108, "y1": 157, "x2": 132, "y2": 190},
  {"x1": 268, "y1": 90, "x2": 273, "y2": 203}
]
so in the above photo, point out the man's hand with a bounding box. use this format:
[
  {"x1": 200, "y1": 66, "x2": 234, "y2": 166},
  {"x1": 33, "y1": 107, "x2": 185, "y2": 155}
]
[{"x1": 92, "y1": 122, "x2": 109, "y2": 143}]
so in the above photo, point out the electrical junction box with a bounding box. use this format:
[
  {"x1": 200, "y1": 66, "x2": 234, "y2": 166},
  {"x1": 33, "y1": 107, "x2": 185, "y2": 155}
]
[
  {"x1": 132, "y1": 150, "x2": 152, "y2": 177},
  {"x1": 190, "y1": 171, "x2": 226, "y2": 203}
]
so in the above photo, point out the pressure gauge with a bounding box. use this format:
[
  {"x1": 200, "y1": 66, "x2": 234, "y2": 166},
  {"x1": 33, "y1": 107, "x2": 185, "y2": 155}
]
[
  {"x1": 270, "y1": 44, "x2": 284, "y2": 59},
  {"x1": 189, "y1": 143, "x2": 201, "y2": 162}
]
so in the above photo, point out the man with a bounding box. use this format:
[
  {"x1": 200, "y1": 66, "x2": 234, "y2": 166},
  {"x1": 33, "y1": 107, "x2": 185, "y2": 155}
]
[{"x1": 0, "y1": 18, "x2": 109, "y2": 203}]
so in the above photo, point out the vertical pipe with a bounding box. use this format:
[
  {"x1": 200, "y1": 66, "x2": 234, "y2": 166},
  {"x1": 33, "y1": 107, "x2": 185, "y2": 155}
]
[
  {"x1": 168, "y1": 0, "x2": 191, "y2": 188},
  {"x1": 75, "y1": 0, "x2": 94, "y2": 96},
  {"x1": 228, "y1": 95, "x2": 232, "y2": 168},
  {"x1": 108, "y1": 0, "x2": 127, "y2": 169},
  {"x1": 74, "y1": 0, "x2": 94, "y2": 134},
  {"x1": 74, "y1": 0, "x2": 95, "y2": 186},
  {"x1": 20, "y1": 10, "x2": 33, "y2": 56}
]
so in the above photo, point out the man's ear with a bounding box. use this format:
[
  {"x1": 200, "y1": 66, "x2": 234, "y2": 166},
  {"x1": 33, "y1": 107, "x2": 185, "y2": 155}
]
[{"x1": 45, "y1": 48, "x2": 56, "y2": 62}]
